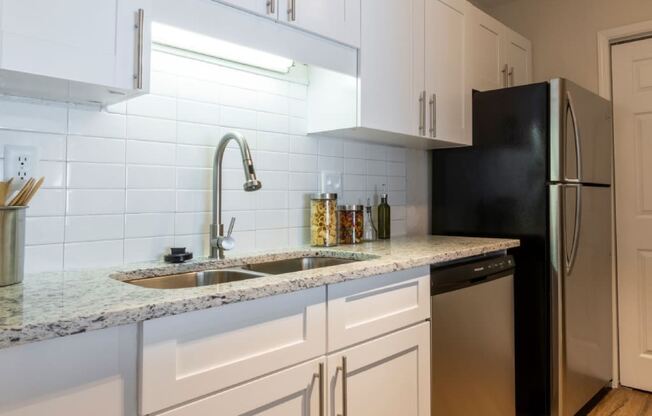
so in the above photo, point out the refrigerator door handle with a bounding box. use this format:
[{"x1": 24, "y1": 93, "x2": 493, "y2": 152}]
[
  {"x1": 564, "y1": 183, "x2": 582, "y2": 275},
  {"x1": 566, "y1": 91, "x2": 582, "y2": 182}
]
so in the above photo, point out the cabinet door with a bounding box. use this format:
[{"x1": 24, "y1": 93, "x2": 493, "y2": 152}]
[
  {"x1": 466, "y1": 4, "x2": 505, "y2": 91},
  {"x1": 425, "y1": 0, "x2": 469, "y2": 145},
  {"x1": 141, "y1": 287, "x2": 326, "y2": 415},
  {"x1": 503, "y1": 30, "x2": 532, "y2": 87},
  {"x1": 359, "y1": 0, "x2": 424, "y2": 138},
  {"x1": 0, "y1": 0, "x2": 150, "y2": 91},
  {"x1": 215, "y1": 0, "x2": 278, "y2": 19},
  {"x1": 327, "y1": 322, "x2": 431, "y2": 416},
  {"x1": 159, "y1": 358, "x2": 325, "y2": 416},
  {"x1": 278, "y1": 0, "x2": 360, "y2": 47}
]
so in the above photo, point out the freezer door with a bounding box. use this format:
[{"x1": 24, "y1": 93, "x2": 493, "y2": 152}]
[
  {"x1": 550, "y1": 78, "x2": 613, "y2": 185},
  {"x1": 549, "y1": 184, "x2": 613, "y2": 416}
]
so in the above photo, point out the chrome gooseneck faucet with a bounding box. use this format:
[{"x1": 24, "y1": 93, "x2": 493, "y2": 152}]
[{"x1": 211, "y1": 131, "x2": 261, "y2": 259}]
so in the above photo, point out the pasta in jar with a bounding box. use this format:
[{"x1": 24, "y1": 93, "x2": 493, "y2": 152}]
[{"x1": 310, "y1": 193, "x2": 338, "y2": 247}]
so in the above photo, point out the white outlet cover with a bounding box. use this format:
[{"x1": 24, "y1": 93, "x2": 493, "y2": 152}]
[
  {"x1": 320, "y1": 171, "x2": 342, "y2": 194},
  {"x1": 4, "y1": 145, "x2": 38, "y2": 188}
]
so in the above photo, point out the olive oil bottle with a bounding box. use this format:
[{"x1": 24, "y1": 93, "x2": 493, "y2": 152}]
[{"x1": 378, "y1": 185, "x2": 391, "y2": 239}]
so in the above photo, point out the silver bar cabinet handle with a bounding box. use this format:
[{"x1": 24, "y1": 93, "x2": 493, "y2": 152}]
[
  {"x1": 337, "y1": 357, "x2": 348, "y2": 416},
  {"x1": 508, "y1": 66, "x2": 514, "y2": 86},
  {"x1": 316, "y1": 362, "x2": 324, "y2": 416},
  {"x1": 134, "y1": 8, "x2": 145, "y2": 90},
  {"x1": 501, "y1": 64, "x2": 508, "y2": 88},
  {"x1": 266, "y1": 0, "x2": 275, "y2": 14},
  {"x1": 288, "y1": 0, "x2": 296, "y2": 21},
  {"x1": 418, "y1": 91, "x2": 425, "y2": 135},
  {"x1": 429, "y1": 93, "x2": 436, "y2": 137}
]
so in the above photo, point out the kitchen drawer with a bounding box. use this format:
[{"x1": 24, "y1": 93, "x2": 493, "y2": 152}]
[
  {"x1": 327, "y1": 266, "x2": 430, "y2": 352},
  {"x1": 140, "y1": 287, "x2": 326, "y2": 415},
  {"x1": 157, "y1": 357, "x2": 325, "y2": 416}
]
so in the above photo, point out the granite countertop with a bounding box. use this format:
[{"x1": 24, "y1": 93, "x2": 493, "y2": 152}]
[{"x1": 0, "y1": 235, "x2": 519, "y2": 349}]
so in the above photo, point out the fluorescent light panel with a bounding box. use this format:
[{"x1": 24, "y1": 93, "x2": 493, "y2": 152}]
[{"x1": 152, "y1": 22, "x2": 294, "y2": 73}]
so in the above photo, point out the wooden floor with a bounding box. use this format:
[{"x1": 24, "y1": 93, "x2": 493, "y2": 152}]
[{"x1": 588, "y1": 388, "x2": 652, "y2": 416}]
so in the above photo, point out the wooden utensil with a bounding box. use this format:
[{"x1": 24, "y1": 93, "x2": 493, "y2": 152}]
[
  {"x1": 21, "y1": 177, "x2": 44, "y2": 206},
  {"x1": 7, "y1": 178, "x2": 34, "y2": 207},
  {"x1": 0, "y1": 178, "x2": 13, "y2": 206}
]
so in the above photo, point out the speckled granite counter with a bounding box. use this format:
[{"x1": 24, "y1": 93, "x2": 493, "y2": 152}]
[{"x1": 0, "y1": 235, "x2": 519, "y2": 349}]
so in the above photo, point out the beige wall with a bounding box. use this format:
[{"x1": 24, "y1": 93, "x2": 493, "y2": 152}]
[{"x1": 486, "y1": 0, "x2": 652, "y2": 94}]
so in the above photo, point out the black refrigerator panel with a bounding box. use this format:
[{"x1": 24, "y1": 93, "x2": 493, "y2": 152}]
[{"x1": 432, "y1": 82, "x2": 551, "y2": 416}]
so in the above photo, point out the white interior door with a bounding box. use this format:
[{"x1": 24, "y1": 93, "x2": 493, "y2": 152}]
[
  {"x1": 425, "y1": 0, "x2": 468, "y2": 145},
  {"x1": 613, "y1": 37, "x2": 652, "y2": 392}
]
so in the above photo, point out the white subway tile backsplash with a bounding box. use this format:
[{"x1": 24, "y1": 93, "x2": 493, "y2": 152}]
[
  {"x1": 67, "y1": 136, "x2": 125, "y2": 163},
  {"x1": 7, "y1": 50, "x2": 417, "y2": 273},
  {"x1": 177, "y1": 122, "x2": 221, "y2": 146},
  {"x1": 126, "y1": 94, "x2": 176, "y2": 119},
  {"x1": 220, "y1": 106, "x2": 257, "y2": 129},
  {"x1": 67, "y1": 163, "x2": 125, "y2": 189},
  {"x1": 40, "y1": 161, "x2": 66, "y2": 188},
  {"x1": 64, "y1": 240, "x2": 123, "y2": 270},
  {"x1": 28, "y1": 189, "x2": 66, "y2": 217},
  {"x1": 0, "y1": 98, "x2": 67, "y2": 133},
  {"x1": 125, "y1": 213, "x2": 174, "y2": 238},
  {"x1": 65, "y1": 215, "x2": 124, "y2": 242},
  {"x1": 178, "y1": 100, "x2": 220, "y2": 125},
  {"x1": 289, "y1": 154, "x2": 317, "y2": 173},
  {"x1": 127, "y1": 140, "x2": 175, "y2": 166},
  {"x1": 69, "y1": 108, "x2": 126, "y2": 138},
  {"x1": 26, "y1": 217, "x2": 64, "y2": 245},
  {"x1": 0, "y1": 131, "x2": 66, "y2": 160},
  {"x1": 127, "y1": 165, "x2": 175, "y2": 189},
  {"x1": 175, "y1": 212, "x2": 210, "y2": 235},
  {"x1": 126, "y1": 190, "x2": 175, "y2": 213},
  {"x1": 25, "y1": 244, "x2": 63, "y2": 273},
  {"x1": 124, "y1": 236, "x2": 174, "y2": 263},
  {"x1": 67, "y1": 190, "x2": 125, "y2": 215},
  {"x1": 126, "y1": 116, "x2": 176, "y2": 143},
  {"x1": 177, "y1": 77, "x2": 220, "y2": 103},
  {"x1": 257, "y1": 112, "x2": 288, "y2": 133}
]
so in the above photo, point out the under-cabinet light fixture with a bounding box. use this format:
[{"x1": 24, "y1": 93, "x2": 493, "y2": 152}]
[{"x1": 152, "y1": 22, "x2": 294, "y2": 74}]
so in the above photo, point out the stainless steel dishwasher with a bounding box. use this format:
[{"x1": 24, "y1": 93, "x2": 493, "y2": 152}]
[{"x1": 431, "y1": 254, "x2": 516, "y2": 416}]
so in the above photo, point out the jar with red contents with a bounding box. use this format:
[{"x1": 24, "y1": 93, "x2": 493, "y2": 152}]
[{"x1": 337, "y1": 205, "x2": 364, "y2": 244}]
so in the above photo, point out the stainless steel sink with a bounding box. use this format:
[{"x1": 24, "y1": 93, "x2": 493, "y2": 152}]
[
  {"x1": 242, "y1": 256, "x2": 357, "y2": 275},
  {"x1": 126, "y1": 269, "x2": 266, "y2": 289},
  {"x1": 123, "y1": 256, "x2": 360, "y2": 289}
]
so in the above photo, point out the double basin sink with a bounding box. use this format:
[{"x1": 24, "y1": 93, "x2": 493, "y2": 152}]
[{"x1": 125, "y1": 256, "x2": 359, "y2": 290}]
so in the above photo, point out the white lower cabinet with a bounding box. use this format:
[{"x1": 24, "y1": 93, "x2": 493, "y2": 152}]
[
  {"x1": 327, "y1": 323, "x2": 431, "y2": 416},
  {"x1": 158, "y1": 357, "x2": 326, "y2": 416}
]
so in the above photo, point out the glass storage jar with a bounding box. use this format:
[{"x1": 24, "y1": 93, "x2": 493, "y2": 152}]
[
  {"x1": 338, "y1": 205, "x2": 364, "y2": 244},
  {"x1": 310, "y1": 193, "x2": 338, "y2": 247}
]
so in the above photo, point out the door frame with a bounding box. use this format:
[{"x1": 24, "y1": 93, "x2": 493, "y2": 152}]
[
  {"x1": 597, "y1": 20, "x2": 652, "y2": 389},
  {"x1": 598, "y1": 19, "x2": 652, "y2": 100}
]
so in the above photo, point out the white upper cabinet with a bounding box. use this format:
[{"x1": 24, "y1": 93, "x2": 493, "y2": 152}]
[
  {"x1": 0, "y1": 0, "x2": 151, "y2": 104},
  {"x1": 216, "y1": 0, "x2": 360, "y2": 47},
  {"x1": 503, "y1": 30, "x2": 532, "y2": 87},
  {"x1": 358, "y1": 0, "x2": 423, "y2": 139},
  {"x1": 216, "y1": 0, "x2": 278, "y2": 18},
  {"x1": 425, "y1": 0, "x2": 470, "y2": 145},
  {"x1": 278, "y1": 0, "x2": 360, "y2": 47},
  {"x1": 467, "y1": 3, "x2": 531, "y2": 91}
]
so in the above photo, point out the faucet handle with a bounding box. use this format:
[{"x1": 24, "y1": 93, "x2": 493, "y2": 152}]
[{"x1": 227, "y1": 217, "x2": 236, "y2": 237}]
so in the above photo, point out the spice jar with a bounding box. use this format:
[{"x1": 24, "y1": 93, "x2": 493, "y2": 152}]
[
  {"x1": 310, "y1": 193, "x2": 338, "y2": 247},
  {"x1": 337, "y1": 205, "x2": 364, "y2": 244}
]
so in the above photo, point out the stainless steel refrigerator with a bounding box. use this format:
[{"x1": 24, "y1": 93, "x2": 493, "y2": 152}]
[{"x1": 432, "y1": 78, "x2": 613, "y2": 416}]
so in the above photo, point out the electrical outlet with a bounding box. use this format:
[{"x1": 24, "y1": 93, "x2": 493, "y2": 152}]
[
  {"x1": 4, "y1": 145, "x2": 38, "y2": 187},
  {"x1": 320, "y1": 171, "x2": 342, "y2": 194}
]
